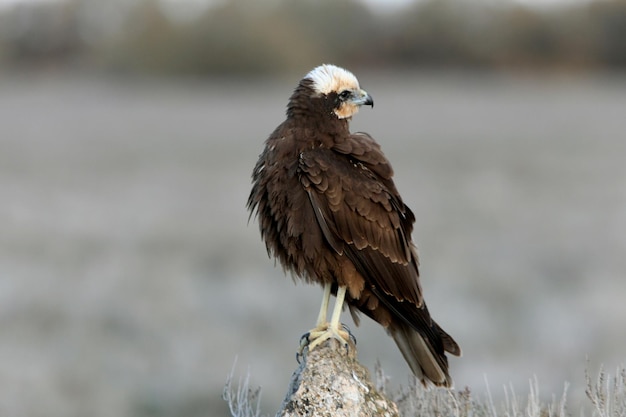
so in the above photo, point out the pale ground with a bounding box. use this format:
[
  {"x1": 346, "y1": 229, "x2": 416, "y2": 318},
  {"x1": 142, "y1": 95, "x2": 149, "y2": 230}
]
[{"x1": 0, "y1": 71, "x2": 625, "y2": 417}]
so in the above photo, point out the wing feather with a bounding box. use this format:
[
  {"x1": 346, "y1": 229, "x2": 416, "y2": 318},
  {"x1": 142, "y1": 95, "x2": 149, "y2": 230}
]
[{"x1": 298, "y1": 133, "x2": 423, "y2": 307}]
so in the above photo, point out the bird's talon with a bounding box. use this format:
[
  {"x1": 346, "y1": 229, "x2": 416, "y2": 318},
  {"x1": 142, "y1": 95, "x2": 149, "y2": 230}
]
[
  {"x1": 296, "y1": 331, "x2": 312, "y2": 363},
  {"x1": 341, "y1": 323, "x2": 357, "y2": 346}
]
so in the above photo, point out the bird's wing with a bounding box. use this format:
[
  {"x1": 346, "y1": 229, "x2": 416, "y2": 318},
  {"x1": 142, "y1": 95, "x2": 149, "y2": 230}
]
[{"x1": 298, "y1": 132, "x2": 423, "y2": 307}]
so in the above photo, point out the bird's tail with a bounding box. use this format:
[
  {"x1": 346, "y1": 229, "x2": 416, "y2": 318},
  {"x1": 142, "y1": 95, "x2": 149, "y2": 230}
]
[{"x1": 389, "y1": 319, "x2": 461, "y2": 388}]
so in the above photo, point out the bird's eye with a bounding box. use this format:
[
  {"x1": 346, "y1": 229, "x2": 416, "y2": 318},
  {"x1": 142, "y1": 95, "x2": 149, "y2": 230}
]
[{"x1": 339, "y1": 90, "x2": 352, "y2": 100}]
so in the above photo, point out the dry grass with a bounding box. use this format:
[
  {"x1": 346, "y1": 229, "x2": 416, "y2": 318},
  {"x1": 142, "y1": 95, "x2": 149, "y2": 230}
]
[
  {"x1": 585, "y1": 364, "x2": 626, "y2": 417},
  {"x1": 223, "y1": 361, "x2": 264, "y2": 417},
  {"x1": 224, "y1": 363, "x2": 626, "y2": 417},
  {"x1": 392, "y1": 376, "x2": 570, "y2": 417}
]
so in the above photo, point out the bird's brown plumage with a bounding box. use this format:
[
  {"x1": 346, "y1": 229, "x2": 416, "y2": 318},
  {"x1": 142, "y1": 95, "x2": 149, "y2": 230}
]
[{"x1": 247, "y1": 64, "x2": 460, "y2": 386}]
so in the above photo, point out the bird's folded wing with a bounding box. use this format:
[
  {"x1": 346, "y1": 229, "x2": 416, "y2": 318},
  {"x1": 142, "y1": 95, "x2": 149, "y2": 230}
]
[{"x1": 298, "y1": 135, "x2": 423, "y2": 307}]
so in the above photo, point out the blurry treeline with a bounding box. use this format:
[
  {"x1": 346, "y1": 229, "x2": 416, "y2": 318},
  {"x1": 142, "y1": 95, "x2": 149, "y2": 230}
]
[{"x1": 1, "y1": 0, "x2": 625, "y2": 75}]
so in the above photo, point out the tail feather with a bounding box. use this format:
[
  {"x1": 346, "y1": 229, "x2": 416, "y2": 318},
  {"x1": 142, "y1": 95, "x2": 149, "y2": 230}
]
[
  {"x1": 389, "y1": 320, "x2": 456, "y2": 387},
  {"x1": 347, "y1": 286, "x2": 461, "y2": 386},
  {"x1": 437, "y1": 322, "x2": 462, "y2": 357}
]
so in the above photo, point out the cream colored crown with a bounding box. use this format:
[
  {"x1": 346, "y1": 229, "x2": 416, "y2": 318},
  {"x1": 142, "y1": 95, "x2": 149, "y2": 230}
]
[{"x1": 305, "y1": 64, "x2": 360, "y2": 95}]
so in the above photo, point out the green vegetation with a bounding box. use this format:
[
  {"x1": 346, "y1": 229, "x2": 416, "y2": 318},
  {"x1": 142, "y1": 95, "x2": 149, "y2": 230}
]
[{"x1": 1, "y1": 0, "x2": 626, "y2": 75}]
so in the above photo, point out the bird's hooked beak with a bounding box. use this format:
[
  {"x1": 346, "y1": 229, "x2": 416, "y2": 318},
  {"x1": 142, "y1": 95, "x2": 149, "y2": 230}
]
[{"x1": 352, "y1": 89, "x2": 374, "y2": 108}]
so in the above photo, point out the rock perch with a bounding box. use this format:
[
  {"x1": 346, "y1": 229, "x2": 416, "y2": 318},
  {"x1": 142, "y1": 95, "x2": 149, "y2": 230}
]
[{"x1": 276, "y1": 339, "x2": 398, "y2": 417}]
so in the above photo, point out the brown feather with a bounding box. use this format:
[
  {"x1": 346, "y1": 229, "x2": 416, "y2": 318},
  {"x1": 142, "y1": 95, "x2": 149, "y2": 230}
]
[{"x1": 247, "y1": 65, "x2": 460, "y2": 387}]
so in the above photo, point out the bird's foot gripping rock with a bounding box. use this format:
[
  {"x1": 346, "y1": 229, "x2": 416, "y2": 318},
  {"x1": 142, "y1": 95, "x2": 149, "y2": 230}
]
[{"x1": 297, "y1": 323, "x2": 356, "y2": 363}]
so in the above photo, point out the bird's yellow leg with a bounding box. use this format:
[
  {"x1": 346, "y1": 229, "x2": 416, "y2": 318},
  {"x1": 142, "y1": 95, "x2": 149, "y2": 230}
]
[
  {"x1": 306, "y1": 285, "x2": 350, "y2": 351},
  {"x1": 298, "y1": 283, "x2": 330, "y2": 357},
  {"x1": 315, "y1": 282, "x2": 332, "y2": 328}
]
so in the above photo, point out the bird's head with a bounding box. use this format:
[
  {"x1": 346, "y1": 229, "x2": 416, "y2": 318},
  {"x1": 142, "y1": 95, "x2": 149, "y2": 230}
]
[{"x1": 295, "y1": 64, "x2": 374, "y2": 120}]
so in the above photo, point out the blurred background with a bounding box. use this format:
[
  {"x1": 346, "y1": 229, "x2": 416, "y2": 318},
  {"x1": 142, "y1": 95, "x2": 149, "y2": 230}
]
[{"x1": 1, "y1": 0, "x2": 625, "y2": 416}]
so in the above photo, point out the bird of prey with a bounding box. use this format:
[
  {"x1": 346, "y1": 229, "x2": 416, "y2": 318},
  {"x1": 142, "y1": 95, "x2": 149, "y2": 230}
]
[{"x1": 247, "y1": 64, "x2": 461, "y2": 387}]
